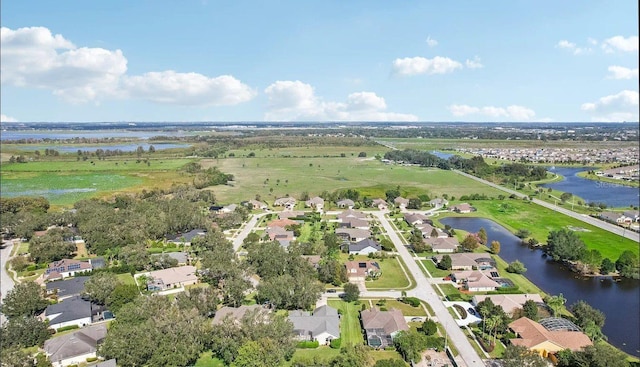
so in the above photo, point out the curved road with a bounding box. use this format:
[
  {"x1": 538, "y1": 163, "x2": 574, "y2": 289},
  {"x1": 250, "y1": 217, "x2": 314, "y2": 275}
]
[{"x1": 454, "y1": 170, "x2": 640, "y2": 242}]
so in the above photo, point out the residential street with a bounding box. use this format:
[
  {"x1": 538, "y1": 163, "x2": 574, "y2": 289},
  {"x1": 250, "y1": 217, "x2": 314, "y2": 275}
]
[
  {"x1": 454, "y1": 170, "x2": 640, "y2": 242},
  {"x1": 1, "y1": 241, "x2": 16, "y2": 325}
]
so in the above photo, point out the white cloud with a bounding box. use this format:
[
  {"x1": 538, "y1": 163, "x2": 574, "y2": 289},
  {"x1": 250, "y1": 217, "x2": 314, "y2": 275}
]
[
  {"x1": 602, "y1": 35, "x2": 639, "y2": 53},
  {"x1": 392, "y1": 56, "x2": 463, "y2": 76},
  {"x1": 1, "y1": 26, "x2": 255, "y2": 106},
  {"x1": 556, "y1": 39, "x2": 591, "y2": 55},
  {"x1": 581, "y1": 90, "x2": 639, "y2": 122},
  {"x1": 465, "y1": 56, "x2": 484, "y2": 69},
  {"x1": 425, "y1": 36, "x2": 438, "y2": 47},
  {"x1": 607, "y1": 66, "x2": 639, "y2": 80},
  {"x1": 264, "y1": 81, "x2": 417, "y2": 122},
  {"x1": 448, "y1": 104, "x2": 536, "y2": 121},
  {"x1": 1, "y1": 114, "x2": 18, "y2": 122}
]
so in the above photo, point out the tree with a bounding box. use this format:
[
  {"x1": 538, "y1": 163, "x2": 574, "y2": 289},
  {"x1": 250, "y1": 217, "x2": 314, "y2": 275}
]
[
  {"x1": 506, "y1": 260, "x2": 527, "y2": 274},
  {"x1": 0, "y1": 346, "x2": 36, "y2": 367},
  {"x1": 331, "y1": 344, "x2": 372, "y2": 367},
  {"x1": 502, "y1": 345, "x2": 547, "y2": 367},
  {"x1": 374, "y1": 360, "x2": 406, "y2": 367},
  {"x1": 515, "y1": 228, "x2": 530, "y2": 239},
  {"x1": 490, "y1": 240, "x2": 500, "y2": 254},
  {"x1": 407, "y1": 198, "x2": 421, "y2": 210},
  {"x1": 569, "y1": 300, "x2": 605, "y2": 329},
  {"x1": 175, "y1": 286, "x2": 219, "y2": 318},
  {"x1": 545, "y1": 293, "x2": 566, "y2": 317},
  {"x1": 546, "y1": 229, "x2": 586, "y2": 262},
  {"x1": 616, "y1": 250, "x2": 639, "y2": 278},
  {"x1": 318, "y1": 259, "x2": 348, "y2": 286},
  {"x1": 460, "y1": 234, "x2": 479, "y2": 252},
  {"x1": 409, "y1": 228, "x2": 426, "y2": 253},
  {"x1": 421, "y1": 319, "x2": 437, "y2": 336},
  {"x1": 118, "y1": 243, "x2": 150, "y2": 271},
  {"x1": 600, "y1": 257, "x2": 615, "y2": 274},
  {"x1": 393, "y1": 330, "x2": 428, "y2": 363},
  {"x1": 477, "y1": 227, "x2": 487, "y2": 245},
  {"x1": 83, "y1": 272, "x2": 121, "y2": 305},
  {"x1": 438, "y1": 255, "x2": 452, "y2": 270},
  {"x1": 106, "y1": 284, "x2": 139, "y2": 312},
  {"x1": 560, "y1": 192, "x2": 573, "y2": 202},
  {"x1": 582, "y1": 320, "x2": 606, "y2": 342},
  {"x1": 0, "y1": 316, "x2": 51, "y2": 348},
  {"x1": 232, "y1": 339, "x2": 285, "y2": 367},
  {"x1": 522, "y1": 299, "x2": 538, "y2": 321},
  {"x1": 342, "y1": 283, "x2": 360, "y2": 302},
  {"x1": 357, "y1": 152, "x2": 367, "y2": 158},
  {"x1": 557, "y1": 343, "x2": 629, "y2": 367},
  {"x1": 1, "y1": 282, "x2": 48, "y2": 318}
]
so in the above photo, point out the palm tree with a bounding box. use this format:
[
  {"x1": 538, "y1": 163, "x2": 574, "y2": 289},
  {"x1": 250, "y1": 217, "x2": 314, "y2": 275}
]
[{"x1": 489, "y1": 315, "x2": 502, "y2": 345}]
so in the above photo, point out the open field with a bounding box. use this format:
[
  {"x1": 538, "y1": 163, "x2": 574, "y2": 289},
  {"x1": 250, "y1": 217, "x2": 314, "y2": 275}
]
[
  {"x1": 376, "y1": 138, "x2": 639, "y2": 151},
  {"x1": 328, "y1": 300, "x2": 364, "y2": 346},
  {"x1": 434, "y1": 199, "x2": 639, "y2": 260}
]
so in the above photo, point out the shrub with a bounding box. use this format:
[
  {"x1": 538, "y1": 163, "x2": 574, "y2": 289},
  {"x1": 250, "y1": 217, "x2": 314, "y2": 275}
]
[
  {"x1": 86, "y1": 357, "x2": 98, "y2": 362},
  {"x1": 297, "y1": 340, "x2": 320, "y2": 349},
  {"x1": 330, "y1": 338, "x2": 342, "y2": 349},
  {"x1": 453, "y1": 304, "x2": 467, "y2": 319},
  {"x1": 400, "y1": 297, "x2": 420, "y2": 307},
  {"x1": 380, "y1": 307, "x2": 388, "y2": 311},
  {"x1": 56, "y1": 325, "x2": 80, "y2": 332},
  {"x1": 26, "y1": 264, "x2": 37, "y2": 272}
]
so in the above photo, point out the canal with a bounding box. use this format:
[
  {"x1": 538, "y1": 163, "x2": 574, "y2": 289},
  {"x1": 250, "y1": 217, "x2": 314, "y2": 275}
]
[{"x1": 439, "y1": 216, "x2": 640, "y2": 357}]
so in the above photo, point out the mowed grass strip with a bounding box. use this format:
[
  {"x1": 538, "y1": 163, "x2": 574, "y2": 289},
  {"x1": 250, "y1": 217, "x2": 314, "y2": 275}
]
[{"x1": 328, "y1": 300, "x2": 364, "y2": 346}]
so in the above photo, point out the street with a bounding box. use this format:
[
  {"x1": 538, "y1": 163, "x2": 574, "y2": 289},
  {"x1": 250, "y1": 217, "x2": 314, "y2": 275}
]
[{"x1": 1, "y1": 241, "x2": 16, "y2": 325}]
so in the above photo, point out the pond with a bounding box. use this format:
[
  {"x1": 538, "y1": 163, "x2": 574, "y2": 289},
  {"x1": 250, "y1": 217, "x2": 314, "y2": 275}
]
[{"x1": 439, "y1": 216, "x2": 640, "y2": 357}]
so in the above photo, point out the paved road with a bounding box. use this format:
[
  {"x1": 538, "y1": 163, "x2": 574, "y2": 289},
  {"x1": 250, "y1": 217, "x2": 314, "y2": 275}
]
[
  {"x1": 454, "y1": 170, "x2": 640, "y2": 242},
  {"x1": 371, "y1": 211, "x2": 485, "y2": 367},
  {"x1": 1, "y1": 241, "x2": 16, "y2": 325},
  {"x1": 231, "y1": 212, "x2": 269, "y2": 251}
]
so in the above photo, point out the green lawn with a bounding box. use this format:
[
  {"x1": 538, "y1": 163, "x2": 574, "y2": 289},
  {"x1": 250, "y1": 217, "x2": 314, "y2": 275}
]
[
  {"x1": 420, "y1": 258, "x2": 451, "y2": 278},
  {"x1": 328, "y1": 300, "x2": 364, "y2": 346},
  {"x1": 367, "y1": 257, "x2": 413, "y2": 290},
  {"x1": 440, "y1": 284, "x2": 472, "y2": 302},
  {"x1": 116, "y1": 273, "x2": 136, "y2": 286},
  {"x1": 289, "y1": 347, "x2": 341, "y2": 366},
  {"x1": 491, "y1": 254, "x2": 544, "y2": 295},
  {"x1": 194, "y1": 351, "x2": 225, "y2": 367},
  {"x1": 372, "y1": 299, "x2": 427, "y2": 316}
]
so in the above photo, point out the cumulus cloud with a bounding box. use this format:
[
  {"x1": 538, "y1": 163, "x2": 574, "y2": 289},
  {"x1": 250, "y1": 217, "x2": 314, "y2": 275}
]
[
  {"x1": 1, "y1": 26, "x2": 255, "y2": 105},
  {"x1": 602, "y1": 35, "x2": 638, "y2": 53},
  {"x1": 465, "y1": 56, "x2": 484, "y2": 69},
  {"x1": 1, "y1": 114, "x2": 18, "y2": 122},
  {"x1": 448, "y1": 104, "x2": 536, "y2": 121},
  {"x1": 556, "y1": 39, "x2": 591, "y2": 55},
  {"x1": 392, "y1": 56, "x2": 463, "y2": 76},
  {"x1": 607, "y1": 66, "x2": 639, "y2": 80},
  {"x1": 581, "y1": 90, "x2": 639, "y2": 122},
  {"x1": 425, "y1": 36, "x2": 438, "y2": 47},
  {"x1": 264, "y1": 81, "x2": 417, "y2": 122}
]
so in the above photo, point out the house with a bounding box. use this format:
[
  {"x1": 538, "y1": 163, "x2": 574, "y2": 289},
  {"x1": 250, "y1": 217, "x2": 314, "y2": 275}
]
[
  {"x1": 339, "y1": 217, "x2": 369, "y2": 230},
  {"x1": 509, "y1": 317, "x2": 592, "y2": 357},
  {"x1": 417, "y1": 224, "x2": 448, "y2": 239},
  {"x1": 162, "y1": 251, "x2": 189, "y2": 265},
  {"x1": 265, "y1": 226, "x2": 295, "y2": 242},
  {"x1": 345, "y1": 260, "x2": 380, "y2": 281},
  {"x1": 433, "y1": 253, "x2": 495, "y2": 270},
  {"x1": 289, "y1": 305, "x2": 340, "y2": 345},
  {"x1": 212, "y1": 305, "x2": 267, "y2": 325},
  {"x1": 337, "y1": 209, "x2": 367, "y2": 221},
  {"x1": 267, "y1": 218, "x2": 300, "y2": 228},
  {"x1": 451, "y1": 270, "x2": 500, "y2": 292},
  {"x1": 45, "y1": 259, "x2": 93, "y2": 282},
  {"x1": 372, "y1": 198, "x2": 388, "y2": 210},
  {"x1": 89, "y1": 257, "x2": 106, "y2": 270},
  {"x1": 472, "y1": 294, "x2": 544, "y2": 316},
  {"x1": 166, "y1": 228, "x2": 206, "y2": 246},
  {"x1": 361, "y1": 308, "x2": 409, "y2": 348},
  {"x1": 219, "y1": 203, "x2": 238, "y2": 214},
  {"x1": 451, "y1": 203, "x2": 474, "y2": 213},
  {"x1": 429, "y1": 198, "x2": 449, "y2": 208},
  {"x1": 44, "y1": 296, "x2": 93, "y2": 330},
  {"x1": 274, "y1": 197, "x2": 297, "y2": 209},
  {"x1": 305, "y1": 196, "x2": 325, "y2": 211},
  {"x1": 336, "y1": 199, "x2": 355, "y2": 209},
  {"x1": 425, "y1": 237, "x2": 459, "y2": 253},
  {"x1": 46, "y1": 276, "x2": 89, "y2": 301},
  {"x1": 44, "y1": 324, "x2": 107, "y2": 367},
  {"x1": 302, "y1": 255, "x2": 322, "y2": 269},
  {"x1": 335, "y1": 228, "x2": 371, "y2": 242},
  {"x1": 278, "y1": 210, "x2": 305, "y2": 219},
  {"x1": 142, "y1": 265, "x2": 198, "y2": 292},
  {"x1": 349, "y1": 238, "x2": 382, "y2": 255},
  {"x1": 599, "y1": 212, "x2": 624, "y2": 224},
  {"x1": 248, "y1": 199, "x2": 268, "y2": 210},
  {"x1": 404, "y1": 213, "x2": 429, "y2": 226},
  {"x1": 394, "y1": 197, "x2": 409, "y2": 210},
  {"x1": 623, "y1": 210, "x2": 639, "y2": 222}
]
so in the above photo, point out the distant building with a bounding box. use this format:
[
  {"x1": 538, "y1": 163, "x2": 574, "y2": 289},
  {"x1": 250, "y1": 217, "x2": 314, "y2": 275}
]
[
  {"x1": 425, "y1": 237, "x2": 459, "y2": 253},
  {"x1": 166, "y1": 228, "x2": 206, "y2": 246},
  {"x1": 305, "y1": 196, "x2": 325, "y2": 211},
  {"x1": 45, "y1": 259, "x2": 92, "y2": 282},
  {"x1": 336, "y1": 199, "x2": 355, "y2": 209},
  {"x1": 393, "y1": 197, "x2": 409, "y2": 210},
  {"x1": 429, "y1": 198, "x2": 449, "y2": 208},
  {"x1": 472, "y1": 294, "x2": 544, "y2": 316},
  {"x1": 451, "y1": 203, "x2": 474, "y2": 213},
  {"x1": 142, "y1": 265, "x2": 198, "y2": 292}
]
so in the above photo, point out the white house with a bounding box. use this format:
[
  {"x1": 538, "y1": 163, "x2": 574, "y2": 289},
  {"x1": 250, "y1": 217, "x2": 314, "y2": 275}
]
[{"x1": 44, "y1": 324, "x2": 107, "y2": 367}]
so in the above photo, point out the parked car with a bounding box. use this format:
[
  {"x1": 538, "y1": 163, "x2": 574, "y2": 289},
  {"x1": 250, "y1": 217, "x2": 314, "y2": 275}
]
[
  {"x1": 327, "y1": 289, "x2": 337, "y2": 293},
  {"x1": 410, "y1": 317, "x2": 423, "y2": 322},
  {"x1": 467, "y1": 307, "x2": 477, "y2": 316}
]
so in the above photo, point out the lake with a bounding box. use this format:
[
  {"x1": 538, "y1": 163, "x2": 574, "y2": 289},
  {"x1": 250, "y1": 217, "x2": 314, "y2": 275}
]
[
  {"x1": 439, "y1": 216, "x2": 640, "y2": 357},
  {"x1": 541, "y1": 167, "x2": 639, "y2": 208},
  {"x1": 0, "y1": 130, "x2": 194, "y2": 141},
  {"x1": 15, "y1": 142, "x2": 190, "y2": 153}
]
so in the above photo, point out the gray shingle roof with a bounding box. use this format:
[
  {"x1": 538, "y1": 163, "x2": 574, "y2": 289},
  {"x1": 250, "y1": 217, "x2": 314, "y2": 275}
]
[
  {"x1": 45, "y1": 296, "x2": 92, "y2": 325},
  {"x1": 349, "y1": 238, "x2": 382, "y2": 252},
  {"x1": 44, "y1": 324, "x2": 107, "y2": 363},
  {"x1": 289, "y1": 305, "x2": 340, "y2": 340},
  {"x1": 46, "y1": 276, "x2": 89, "y2": 298}
]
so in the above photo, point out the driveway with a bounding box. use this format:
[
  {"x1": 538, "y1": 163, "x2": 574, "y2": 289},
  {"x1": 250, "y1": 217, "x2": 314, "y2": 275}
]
[{"x1": 443, "y1": 301, "x2": 483, "y2": 326}]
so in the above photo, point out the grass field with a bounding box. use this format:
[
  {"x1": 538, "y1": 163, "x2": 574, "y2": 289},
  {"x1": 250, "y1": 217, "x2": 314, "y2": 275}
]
[
  {"x1": 327, "y1": 300, "x2": 364, "y2": 346},
  {"x1": 421, "y1": 259, "x2": 451, "y2": 278},
  {"x1": 372, "y1": 299, "x2": 428, "y2": 316},
  {"x1": 376, "y1": 138, "x2": 638, "y2": 151},
  {"x1": 435, "y1": 199, "x2": 639, "y2": 260},
  {"x1": 366, "y1": 257, "x2": 412, "y2": 290},
  {"x1": 116, "y1": 273, "x2": 136, "y2": 285}
]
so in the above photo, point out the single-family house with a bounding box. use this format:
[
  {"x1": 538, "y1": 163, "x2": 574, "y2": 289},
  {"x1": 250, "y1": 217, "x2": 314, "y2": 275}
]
[
  {"x1": 394, "y1": 197, "x2": 409, "y2": 210},
  {"x1": 509, "y1": 317, "x2": 592, "y2": 357},
  {"x1": 278, "y1": 210, "x2": 305, "y2": 219},
  {"x1": 265, "y1": 226, "x2": 295, "y2": 242},
  {"x1": 418, "y1": 224, "x2": 448, "y2": 239},
  {"x1": 451, "y1": 203, "x2": 474, "y2": 214},
  {"x1": 45, "y1": 259, "x2": 93, "y2": 282},
  {"x1": 472, "y1": 294, "x2": 544, "y2": 316},
  {"x1": 336, "y1": 199, "x2": 355, "y2": 209},
  {"x1": 337, "y1": 209, "x2": 367, "y2": 221},
  {"x1": 219, "y1": 203, "x2": 238, "y2": 214},
  {"x1": 274, "y1": 197, "x2": 297, "y2": 209},
  {"x1": 212, "y1": 305, "x2": 268, "y2": 325},
  {"x1": 433, "y1": 253, "x2": 495, "y2": 270},
  {"x1": 372, "y1": 198, "x2": 388, "y2": 210},
  {"x1": 166, "y1": 228, "x2": 206, "y2": 246},
  {"x1": 361, "y1": 308, "x2": 409, "y2": 348},
  {"x1": 248, "y1": 199, "x2": 268, "y2": 210},
  {"x1": 451, "y1": 270, "x2": 500, "y2": 292},
  {"x1": 335, "y1": 228, "x2": 371, "y2": 242},
  {"x1": 345, "y1": 260, "x2": 380, "y2": 281},
  {"x1": 46, "y1": 276, "x2": 89, "y2": 301},
  {"x1": 404, "y1": 213, "x2": 429, "y2": 226},
  {"x1": 339, "y1": 217, "x2": 369, "y2": 230},
  {"x1": 599, "y1": 212, "x2": 624, "y2": 224},
  {"x1": 44, "y1": 324, "x2": 107, "y2": 367},
  {"x1": 44, "y1": 295, "x2": 93, "y2": 330},
  {"x1": 623, "y1": 210, "x2": 639, "y2": 222},
  {"x1": 289, "y1": 305, "x2": 340, "y2": 345},
  {"x1": 425, "y1": 237, "x2": 459, "y2": 253},
  {"x1": 349, "y1": 238, "x2": 382, "y2": 255},
  {"x1": 305, "y1": 196, "x2": 325, "y2": 211},
  {"x1": 142, "y1": 265, "x2": 198, "y2": 292},
  {"x1": 267, "y1": 218, "x2": 300, "y2": 228},
  {"x1": 429, "y1": 198, "x2": 449, "y2": 208}
]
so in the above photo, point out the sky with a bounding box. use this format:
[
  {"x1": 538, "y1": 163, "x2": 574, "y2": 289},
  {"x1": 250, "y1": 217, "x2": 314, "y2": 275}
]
[{"x1": 1, "y1": 1, "x2": 638, "y2": 123}]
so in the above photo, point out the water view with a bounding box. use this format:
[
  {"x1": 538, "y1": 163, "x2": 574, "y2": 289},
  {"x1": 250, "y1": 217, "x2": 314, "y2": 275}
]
[
  {"x1": 15, "y1": 142, "x2": 190, "y2": 153},
  {"x1": 439, "y1": 216, "x2": 640, "y2": 357},
  {"x1": 541, "y1": 167, "x2": 639, "y2": 208},
  {"x1": 0, "y1": 130, "x2": 194, "y2": 141}
]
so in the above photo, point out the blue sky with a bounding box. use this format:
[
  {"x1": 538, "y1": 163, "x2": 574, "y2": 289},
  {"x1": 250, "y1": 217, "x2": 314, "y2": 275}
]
[{"x1": 1, "y1": 1, "x2": 638, "y2": 123}]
